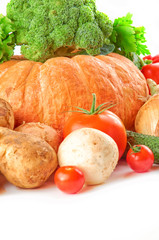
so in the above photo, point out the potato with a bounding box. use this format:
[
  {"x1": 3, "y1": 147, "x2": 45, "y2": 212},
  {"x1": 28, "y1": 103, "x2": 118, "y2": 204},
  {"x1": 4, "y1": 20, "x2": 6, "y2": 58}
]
[
  {"x1": 58, "y1": 128, "x2": 119, "y2": 185},
  {"x1": 0, "y1": 98, "x2": 14, "y2": 129},
  {"x1": 15, "y1": 122, "x2": 61, "y2": 152},
  {"x1": 0, "y1": 127, "x2": 58, "y2": 188}
]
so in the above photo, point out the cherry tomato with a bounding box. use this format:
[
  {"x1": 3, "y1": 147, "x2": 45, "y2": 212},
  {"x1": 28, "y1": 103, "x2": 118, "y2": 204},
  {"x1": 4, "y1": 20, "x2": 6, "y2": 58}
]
[
  {"x1": 63, "y1": 110, "x2": 127, "y2": 160},
  {"x1": 54, "y1": 166, "x2": 85, "y2": 194},
  {"x1": 126, "y1": 145, "x2": 154, "y2": 173}
]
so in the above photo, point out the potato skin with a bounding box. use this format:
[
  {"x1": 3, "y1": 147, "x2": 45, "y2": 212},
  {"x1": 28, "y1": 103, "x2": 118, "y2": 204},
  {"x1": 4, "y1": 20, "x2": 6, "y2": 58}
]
[
  {"x1": 0, "y1": 98, "x2": 14, "y2": 129},
  {"x1": 14, "y1": 122, "x2": 61, "y2": 152},
  {"x1": 0, "y1": 127, "x2": 58, "y2": 188}
]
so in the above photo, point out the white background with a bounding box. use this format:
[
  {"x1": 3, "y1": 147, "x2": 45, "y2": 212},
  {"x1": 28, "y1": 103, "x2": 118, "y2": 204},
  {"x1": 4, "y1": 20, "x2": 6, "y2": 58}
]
[{"x1": 0, "y1": 1, "x2": 159, "y2": 240}]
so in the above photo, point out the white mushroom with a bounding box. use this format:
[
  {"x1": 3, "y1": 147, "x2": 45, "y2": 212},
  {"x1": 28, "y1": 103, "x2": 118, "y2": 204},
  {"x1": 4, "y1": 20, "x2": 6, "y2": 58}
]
[{"x1": 58, "y1": 128, "x2": 119, "y2": 185}]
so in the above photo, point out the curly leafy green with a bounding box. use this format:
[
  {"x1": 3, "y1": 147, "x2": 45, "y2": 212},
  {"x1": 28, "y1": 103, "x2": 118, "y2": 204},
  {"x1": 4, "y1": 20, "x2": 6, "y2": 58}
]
[{"x1": 0, "y1": 14, "x2": 15, "y2": 63}]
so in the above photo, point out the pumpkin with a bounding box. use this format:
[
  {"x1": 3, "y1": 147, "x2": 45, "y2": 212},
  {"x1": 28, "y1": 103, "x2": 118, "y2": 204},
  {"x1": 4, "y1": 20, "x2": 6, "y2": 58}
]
[{"x1": 0, "y1": 53, "x2": 148, "y2": 139}]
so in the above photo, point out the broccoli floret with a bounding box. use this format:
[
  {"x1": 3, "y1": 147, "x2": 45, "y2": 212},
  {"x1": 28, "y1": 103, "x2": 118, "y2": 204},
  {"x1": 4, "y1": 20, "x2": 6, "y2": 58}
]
[
  {"x1": 75, "y1": 22, "x2": 104, "y2": 55},
  {"x1": 0, "y1": 14, "x2": 15, "y2": 63},
  {"x1": 7, "y1": 0, "x2": 113, "y2": 62}
]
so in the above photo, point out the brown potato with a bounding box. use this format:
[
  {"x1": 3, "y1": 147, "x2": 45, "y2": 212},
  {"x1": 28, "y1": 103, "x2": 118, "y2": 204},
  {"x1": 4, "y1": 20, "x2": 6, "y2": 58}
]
[
  {"x1": 0, "y1": 98, "x2": 14, "y2": 129},
  {"x1": 15, "y1": 122, "x2": 61, "y2": 152},
  {"x1": 0, "y1": 127, "x2": 57, "y2": 188}
]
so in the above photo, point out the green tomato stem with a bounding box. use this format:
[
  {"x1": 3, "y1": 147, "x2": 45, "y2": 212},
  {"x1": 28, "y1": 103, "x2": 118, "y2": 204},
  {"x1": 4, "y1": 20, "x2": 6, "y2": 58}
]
[
  {"x1": 90, "y1": 93, "x2": 96, "y2": 114},
  {"x1": 64, "y1": 93, "x2": 116, "y2": 115},
  {"x1": 128, "y1": 141, "x2": 141, "y2": 154}
]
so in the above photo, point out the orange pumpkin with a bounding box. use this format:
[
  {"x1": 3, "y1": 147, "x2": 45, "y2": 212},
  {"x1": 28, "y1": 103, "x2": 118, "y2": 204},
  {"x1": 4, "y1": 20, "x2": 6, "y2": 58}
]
[{"x1": 0, "y1": 53, "x2": 148, "y2": 139}]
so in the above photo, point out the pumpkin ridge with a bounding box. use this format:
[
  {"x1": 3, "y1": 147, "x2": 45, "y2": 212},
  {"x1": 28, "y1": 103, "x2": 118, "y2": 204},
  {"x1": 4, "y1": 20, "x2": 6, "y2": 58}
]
[
  {"x1": 38, "y1": 57, "x2": 92, "y2": 132},
  {"x1": 21, "y1": 62, "x2": 43, "y2": 125},
  {"x1": 95, "y1": 54, "x2": 149, "y2": 128},
  {"x1": 72, "y1": 55, "x2": 121, "y2": 117},
  {"x1": 0, "y1": 60, "x2": 20, "y2": 78},
  {"x1": 20, "y1": 62, "x2": 40, "y2": 121},
  {"x1": 95, "y1": 55, "x2": 128, "y2": 122},
  {"x1": 95, "y1": 55, "x2": 124, "y2": 90},
  {"x1": 0, "y1": 60, "x2": 38, "y2": 126},
  {"x1": 38, "y1": 62, "x2": 50, "y2": 124},
  {"x1": 68, "y1": 57, "x2": 93, "y2": 112},
  {"x1": 95, "y1": 55, "x2": 125, "y2": 120},
  {"x1": 73, "y1": 55, "x2": 103, "y2": 96},
  {"x1": 108, "y1": 53, "x2": 147, "y2": 82},
  {"x1": 108, "y1": 54, "x2": 149, "y2": 116},
  {"x1": 71, "y1": 56, "x2": 92, "y2": 100}
]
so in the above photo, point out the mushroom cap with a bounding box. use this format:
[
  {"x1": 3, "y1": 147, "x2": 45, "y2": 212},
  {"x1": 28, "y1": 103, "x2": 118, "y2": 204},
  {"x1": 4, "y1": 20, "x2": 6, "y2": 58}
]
[{"x1": 58, "y1": 128, "x2": 119, "y2": 185}]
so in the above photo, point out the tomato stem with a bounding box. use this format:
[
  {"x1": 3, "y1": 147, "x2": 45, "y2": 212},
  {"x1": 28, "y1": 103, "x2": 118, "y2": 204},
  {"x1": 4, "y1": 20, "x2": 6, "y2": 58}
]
[
  {"x1": 90, "y1": 93, "x2": 96, "y2": 114},
  {"x1": 128, "y1": 141, "x2": 141, "y2": 154},
  {"x1": 63, "y1": 93, "x2": 116, "y2": 115}
]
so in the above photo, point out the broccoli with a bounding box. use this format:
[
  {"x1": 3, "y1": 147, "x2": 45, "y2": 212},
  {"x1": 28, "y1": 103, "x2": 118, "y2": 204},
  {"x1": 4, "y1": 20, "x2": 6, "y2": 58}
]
[
  {"x1": 7, "y1": 0, "x2": 113, "y2": 62},
  {"x1": 0, "y1": 14, "x2": 15, "y2": 63}
]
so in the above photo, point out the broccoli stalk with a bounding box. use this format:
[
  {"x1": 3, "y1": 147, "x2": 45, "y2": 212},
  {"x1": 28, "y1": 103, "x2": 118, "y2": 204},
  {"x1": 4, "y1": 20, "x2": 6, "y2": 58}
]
[{"x1": 7, "y1": 0, "x2": 113, "y2": 62}]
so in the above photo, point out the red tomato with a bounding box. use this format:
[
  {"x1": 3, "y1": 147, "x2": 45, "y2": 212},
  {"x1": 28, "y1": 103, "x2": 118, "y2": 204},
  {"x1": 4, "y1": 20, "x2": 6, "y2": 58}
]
[
  {"x1": 143, "y1": 54, "x2": 159, "y2": 63},
  {"x1": 54, "y1": 166, "x2": 85, "y2": 194},
  {"x1": 142, "y1": 54, "x2": 159, "y2": 89},
  {"x1": 152, "y1": 55, "x2": 159, "y2": 63},
  {"x1": 63, "y1": 110, "x2": 127, "y2": 160},
  {"x1": 126, "y1": 145, "x2": 154, "y2": 173},
  {"x1": 143, "y1": 55, "x2": 153, "y2": 61}
]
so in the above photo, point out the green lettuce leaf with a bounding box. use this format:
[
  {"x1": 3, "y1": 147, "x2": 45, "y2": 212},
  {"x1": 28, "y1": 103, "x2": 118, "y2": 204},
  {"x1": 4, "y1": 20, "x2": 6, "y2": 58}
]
[
  {"x1": 0, "y1": 14, "x2": 15, "y2": 63},
  {"x1": 110, "y1": 13, "x2": 150, "y2": 58}
]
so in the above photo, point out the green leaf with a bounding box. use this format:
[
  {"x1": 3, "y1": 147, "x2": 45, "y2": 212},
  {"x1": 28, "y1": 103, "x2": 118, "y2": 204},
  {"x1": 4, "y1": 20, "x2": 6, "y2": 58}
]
[
  {"x1": 113, "y1": 13, "x2": 133, "y2": 27},
  {"x1": 114, "y1": 25, "x2": 137, "y2": 53},
  {"x1": 0, "y1": 14, "x2": 15, "y2": 63},
  {"x1": 110, "y1": 13, "x2": 150, "y2": 57}
]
